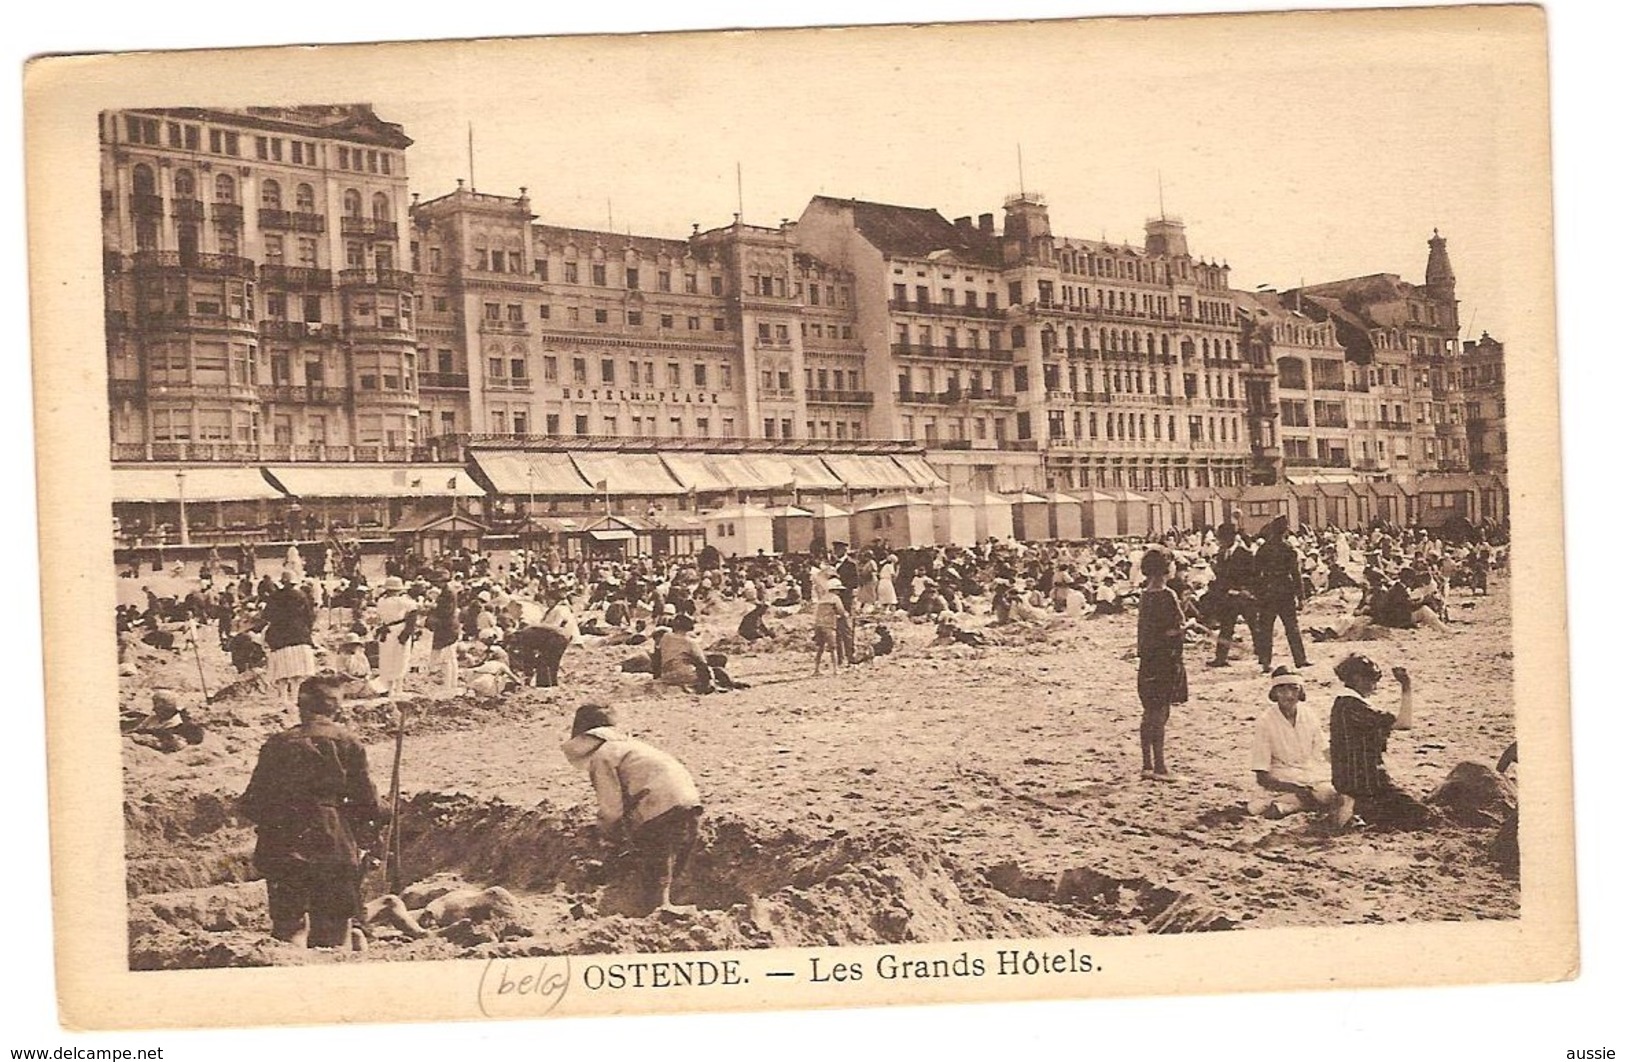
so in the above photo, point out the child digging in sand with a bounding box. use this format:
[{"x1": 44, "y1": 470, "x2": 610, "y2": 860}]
[{"x1": 560, "y1": 703, "x2": 704, "y2": 917}]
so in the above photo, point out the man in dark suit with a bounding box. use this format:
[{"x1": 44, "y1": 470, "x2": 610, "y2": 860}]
[
  {"x1": 1205, "y1": 522, "x2": 1257, "y2": 667},
  {"x1": 239, "y1": 675, "x2": 381, "y2": 949},
  {"x1": 1252, "y1": 516, "x2": 1310, "y2": 672},
  {"x1": 832, "y1": 541, "x2": 859, "y2": 662}
]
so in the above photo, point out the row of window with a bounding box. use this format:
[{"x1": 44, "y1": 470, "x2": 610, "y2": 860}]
[{"x1": 120, "y1": 116, "x2": 385, "y2": 176}]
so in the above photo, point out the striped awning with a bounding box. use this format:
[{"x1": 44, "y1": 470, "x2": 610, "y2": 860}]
[
  {"x1": 472, "y1": 451, "x2": 595, "y2": 496},
  {"x1": 569, "y1": 452, "x2": 686, "y2": 496},
  {"x1": 266, "y1": 465, "x2": 484, "y2": 498},
  {"x1": 112, "y1": 467, "x2": 284, "y2": 503}
]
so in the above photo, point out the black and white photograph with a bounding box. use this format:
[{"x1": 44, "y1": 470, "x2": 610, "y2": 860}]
[{"x1": 22, "y1": 0, "x2": 1582, "y2": 1036}]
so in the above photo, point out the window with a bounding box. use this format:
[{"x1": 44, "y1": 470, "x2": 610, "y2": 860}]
[
  {"x1": 694, "y1": 363, "x2": 708, "y2": 388},
  {"x1": 720, "y1": 364, "x2": 732, "y2": 389},
  {"x1": 538, "y1": 304, "x2": 550, "y2": 319},
  {"x1": 488, "y1": 357, "x2": 504, "y2": 378},
  {"x1": 1008, "y1": 281, "x2": 1023, "y2": 305},
  {"x1": 711, "y1": 276, "x2": 724, "y2": 295},
  {"x1": 564, "y1": 261, "x2": 579, "y2": 283},
  {"x1": 574, "y1": 414, "x2": 589, "y2": 435},
  {"x1": 542, "y1": 356, "x2": 557, "y2": 382},
  {"x1": 601, "y1": 358, "x2": 615, "y2": 384},
  {"x1": 687, "y1": 316, "x2": 700, "y2": 331},
  {"x1": 572, "y1": 358, "x2": 587, "y2": 384},
  {"x1": 627, "y1": 311, "x2": 642, "y2": 326},
  {"x1": 506, "y1": 303, "x2": 524, "y2": 322},
  {"x1": 626, "y1": 268, "x2": 639, "y2": 290},
  {"x1": 295, "y1": 183, "x2": 315, "y2": 212},
  {"x1": 594, "y1": 309, "x2": 608, "y2": 324},
  {"x1": 342, "y1": 188, "x2": 362, "y2": 218},
  {"x1": 484, "y1": 302, "x2": 501, "y2": 321},
  {"x1": 660, "y1": 314, "x2": 673, "y2": 329},
  {"x1": 511, "y1": 357, "x2": 527, "y2": 381},
  {"x1": 591, "y1": 263, "x2": 607, "y2": 286},
  {"x1": 667, "y1": 362, "x2": 682, "y2": 387},
  {"x1": 264, "y1": 235, "x2": 284, "y2": 264},
  {"x1": 259, "y1": 179, "x2": 282, "y2": 210},
  {"x1": 684, "y1": 273, "x2": 698, "y2": 293},
  {"x1": 713, "y1": 318, "x2": 725, "y2": 332},
  {"x1": 658, "y1": 270, "x2": 671, "y2": 292},
  {"x1": 213, "y1": 173, "x2": 236, "y2": 204}
]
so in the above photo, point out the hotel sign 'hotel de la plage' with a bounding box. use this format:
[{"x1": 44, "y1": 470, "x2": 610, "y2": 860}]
[{"x1": 101, "y1": 105, "x2": 1510, "y2": 556}]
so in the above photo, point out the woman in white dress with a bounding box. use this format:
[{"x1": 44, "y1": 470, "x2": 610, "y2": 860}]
[
  {"x1": 876, "y1": 554, "x2": 900, "y2": 610},
  {"x1": 371, "y1": 576, "x2": 419, "y2": 696}
]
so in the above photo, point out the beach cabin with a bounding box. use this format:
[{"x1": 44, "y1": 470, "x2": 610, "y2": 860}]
[
  {"x1": 1232, "y1": 485, "x2": 1292, "y2": 536},
  {"x1": 701, "y1": 504, "x2": 777, "y2": 558},
  {"x1": 1316, "y1": 482, "x2": 1363, "y2": 530},
  {"x1": 1008, "y1": 491, "x2": 1053, "y2": 542},
  {"x1": 801, "y1": 501, "x2": 852, "y2": 553},
  {"x1": 1364, "y1": 480, "x2": 1408, "y2": 527},
  {"x1": 390, "y1": 510, "x2": 488, "y2": 559},
  {"x1": 1283, "y1": 482, "x2": 1324, "y2": 530},
  {"x1": 957, "y1": 490, "x2": 1015, "y2": 542},
  {"x1": 1109, "y1": 489, "x2": 1152, "y2": 538},
  {"x1": 931, "y1": 494, "x2": 979, "y2": 547},
  {"x1": 1042, "y1": 490, "x2": 1084, "y2": 541},
  {"x1": 766, "y1": 505, "x2": 816, "y2": 555},
  {"x1": 853, "y1": 495, "x2": 936, "y2": 549},
  {"x1": 1070, "y1": 490, "x2": 1115, "y2": 540}
]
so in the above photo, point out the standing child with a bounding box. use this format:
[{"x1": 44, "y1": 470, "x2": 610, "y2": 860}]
[
  {"x1": 1136, "y1": 546, "x2": 1189, "y2": 782},
  {"x1": 811, "y1": 567, "x2": 849, "y2": 676}
]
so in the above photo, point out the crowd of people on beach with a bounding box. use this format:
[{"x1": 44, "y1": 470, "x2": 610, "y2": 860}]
[{"x1": 117, "y1": 514, "x2": 1511, "y2": 948}]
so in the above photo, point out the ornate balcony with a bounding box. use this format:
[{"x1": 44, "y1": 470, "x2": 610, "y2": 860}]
[
  {"x1": 259, "y1": 319, "x2": 335, "y2": 341},
  {"x1": 340, "y1": 217, "x2": 399, "y2": 240},
  {"x1": 339, "y1": 267, "x2": 413, "y2": 291},
  {"x1": 889, "y1": 342, "x2": 1014, "y2": 364},
  {"x1": 259, "y1": 264, "x2": 332, "y2": 291},
  {"x1": 805, "y1": 389, "x2": 874, "y2": 406},
  {"x1": 212, "y1": 202, "x2": 245, "y2": 227},
  {"x1": 171, "y1": 198, "x2": 205, "y2": 222},
  {"x1": 478, "y1": 319, "x2": 530, "y2": 335},
  {"x1": 258, "y1": 383, "x2": 349, "y2": 406},
  {"x1": 258, "y1": 209, "x2": 326, "y2": 233},
  {"x1": 108, "y1": 378, "x2": 145, "y2": 403},
  {"x1": 129, "y1": 193, "x2": 164, "y2": 216},
  {"x1": 419, "y1": 371, "x2": 470, "y2": 390},
  {"x1": 130, "y1": 250, "x2": 257, "y2": 278}
]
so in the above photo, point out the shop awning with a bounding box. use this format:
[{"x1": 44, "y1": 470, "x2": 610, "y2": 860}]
[
  {"x1": 786, "y1": 456, "x2": 845, "y2": 491},
  {"x1": 733, "y1": 454, "x2": 799, "y2": 491},
  {"x1": 471, "y1": 451, "x2": 595, "y2": 496},
  {"x1": 821, "y1": 454, "x2": 919, "y2": 491},
  {"x1": 890, "y1": 454, "x2": 947, "y2": 489},
  {"x1": 112, "y1": 467, "x2": 284, "y2": 503},
  {"x1": 265, "y1": 465, "x2": 484, "y2": 499},
  {"x1": 588, "y1": 528, "x2": 636, "y2": 542},
  {"x1": 705, "y1": 453, "x2": 781, "y2": 491},
  {"x1": 658, "y1": 453, "x2": 733, "y2": 493},
  {"x1": 569, "y1": 453, "x2": 685, "y2": 496}
]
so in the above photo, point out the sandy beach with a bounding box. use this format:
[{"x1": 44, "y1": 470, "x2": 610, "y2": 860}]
[{"x1": 119, "y1": 572, "x2": 1517, "y2": 968}]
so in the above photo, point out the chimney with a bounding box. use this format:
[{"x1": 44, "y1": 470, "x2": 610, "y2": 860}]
[
  {"x1": 978, "y1": 213, "x2": 995, "y2": 236},
  {"x1": 955, "y1": 216, "x2": 974, "y2": 234}
]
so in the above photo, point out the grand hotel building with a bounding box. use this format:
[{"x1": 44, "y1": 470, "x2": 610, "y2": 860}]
[{"x1": 100, "y1": 104, "x2": 1497, "y2": 503}]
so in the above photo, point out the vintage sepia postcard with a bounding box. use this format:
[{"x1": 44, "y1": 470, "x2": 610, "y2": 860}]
[{"x1": 25, "y1": 3, "x2": 1575, "y2": 1032}]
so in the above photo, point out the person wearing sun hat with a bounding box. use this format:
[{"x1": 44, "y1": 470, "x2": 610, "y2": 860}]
[
  {"x1": 1328, "y1": 652, "x2": 1436, "y2": 831},
  {"x1": 370, "y1": 576, "x2": 418, "y2": 697},
  {"x1": 1248, "y1": 666, "x2": 1337, "y2": 818},
  {"x1": 560, "y1": 703, "x2": 703, "y2": 916}
]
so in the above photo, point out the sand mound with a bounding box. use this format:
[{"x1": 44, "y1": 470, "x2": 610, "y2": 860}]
[
  {"x1": 1428, "y1": 761, "x2": 1516, "y2": 828},
  {"x1": 125, "y1": 788, "x2": 1242, "y2": 967}
]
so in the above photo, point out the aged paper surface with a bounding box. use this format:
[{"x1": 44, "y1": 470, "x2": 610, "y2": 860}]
[{"x1": 24, "y1": 2, "x2": 1575, "y2": 1035}]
